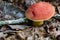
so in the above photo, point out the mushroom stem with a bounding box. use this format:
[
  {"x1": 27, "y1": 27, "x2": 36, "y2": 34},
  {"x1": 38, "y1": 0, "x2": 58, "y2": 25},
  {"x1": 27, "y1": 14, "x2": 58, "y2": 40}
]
[{"x1": 33, "y1": 21, "x2": 44, "y2": 26}]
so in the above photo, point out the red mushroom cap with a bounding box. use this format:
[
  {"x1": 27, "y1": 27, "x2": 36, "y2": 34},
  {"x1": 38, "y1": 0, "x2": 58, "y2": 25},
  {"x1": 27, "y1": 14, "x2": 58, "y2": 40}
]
[{"x1": 25, "y1": 2, "x2": 55, "y2": 21}]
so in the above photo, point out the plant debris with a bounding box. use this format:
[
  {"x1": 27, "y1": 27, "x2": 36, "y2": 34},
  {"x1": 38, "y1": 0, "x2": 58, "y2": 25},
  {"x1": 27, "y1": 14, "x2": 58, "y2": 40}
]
[{"x1": 0, "y1": 0, "x2": 60, "y2": 40}]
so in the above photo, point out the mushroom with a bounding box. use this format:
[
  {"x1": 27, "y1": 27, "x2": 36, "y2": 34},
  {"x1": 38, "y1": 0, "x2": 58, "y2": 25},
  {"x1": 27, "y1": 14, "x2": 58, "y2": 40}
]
[{"x1": 25, "y1": 2, "x2": 55, "y2": 26}]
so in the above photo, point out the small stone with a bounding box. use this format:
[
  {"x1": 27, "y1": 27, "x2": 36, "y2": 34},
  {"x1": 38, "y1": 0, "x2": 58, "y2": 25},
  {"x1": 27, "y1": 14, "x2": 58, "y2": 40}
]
[{"x1": 4, "y1": 14, "x2": 15, "y2": 20}]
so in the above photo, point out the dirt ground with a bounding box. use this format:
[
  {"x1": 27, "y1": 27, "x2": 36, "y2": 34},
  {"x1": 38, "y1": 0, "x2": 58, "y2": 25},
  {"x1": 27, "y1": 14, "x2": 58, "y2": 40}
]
[{"x1": 0, "y1": 0, "x2": 60, "y2": 40}]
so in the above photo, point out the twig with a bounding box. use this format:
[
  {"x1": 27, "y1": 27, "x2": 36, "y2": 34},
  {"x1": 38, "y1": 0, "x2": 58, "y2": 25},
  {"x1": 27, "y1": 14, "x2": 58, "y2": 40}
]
[{"x1": 0, "y1": 18, "x2": 26, "y2": 26}]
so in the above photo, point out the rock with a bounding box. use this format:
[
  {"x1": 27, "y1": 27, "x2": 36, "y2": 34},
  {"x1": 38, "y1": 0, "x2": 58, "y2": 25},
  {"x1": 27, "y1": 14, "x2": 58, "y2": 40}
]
[{"x1": 4, "y1": 14, "x2": 15, "y2": 20}]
